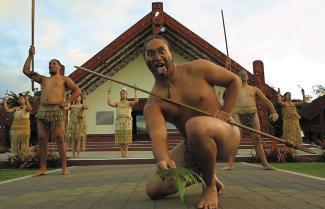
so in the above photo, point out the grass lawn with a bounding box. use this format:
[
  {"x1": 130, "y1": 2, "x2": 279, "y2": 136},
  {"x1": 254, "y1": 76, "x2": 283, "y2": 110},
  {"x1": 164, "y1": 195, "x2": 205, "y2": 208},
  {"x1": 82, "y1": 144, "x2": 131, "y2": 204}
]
[
  {"x1": 0, "y1": 168, "x2": 57, "y2": 182},
  {"x1": 0, "y1": 169, "x2": 39, "y2": 182},
  {"x1": 271, "y1": 162, "x2": 325, "y2": 178}
]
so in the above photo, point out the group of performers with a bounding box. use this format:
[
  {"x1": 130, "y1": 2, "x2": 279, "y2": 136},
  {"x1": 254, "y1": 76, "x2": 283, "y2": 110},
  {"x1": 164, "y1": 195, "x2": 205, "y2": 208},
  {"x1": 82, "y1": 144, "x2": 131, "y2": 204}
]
[
  {"x1": 64, "y1": 95, "x2": 88, "y2": 158},
  {"x1": 2, "y1": 92, "x2": 89, "y2": 161},
  {"x1": 1, "y1": 34, "x2": 307, "y2": 209}
]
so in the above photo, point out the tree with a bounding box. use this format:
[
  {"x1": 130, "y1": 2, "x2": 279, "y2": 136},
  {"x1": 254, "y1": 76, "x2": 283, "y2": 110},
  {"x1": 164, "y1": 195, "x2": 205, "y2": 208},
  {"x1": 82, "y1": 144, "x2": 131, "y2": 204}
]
[{"x1": 312, "y1": 85, "x2": 325, "y2": 98}]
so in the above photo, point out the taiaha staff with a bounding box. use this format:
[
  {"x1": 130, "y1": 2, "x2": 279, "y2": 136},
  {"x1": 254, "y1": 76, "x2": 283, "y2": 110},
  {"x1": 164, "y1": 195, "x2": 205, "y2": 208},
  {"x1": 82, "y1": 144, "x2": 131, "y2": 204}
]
[
  {"x1": 221, "y1": 10, "x2": 229, "y2": 57},
  {"x1": 31, "y1": 0, "x2": 35, "y2": 91},
  {"x1": 0, "y1": 90, "x2": 9, "y2": 101},
  {"x1": 221, "y1": 10, "x2": 231, "y2": 71},
  {"x1": 297, "y1": 84, "x2": 304, "y2": 90},
  {"x1": 74, "y1": 66, "x2": 315, "y2": 154}
]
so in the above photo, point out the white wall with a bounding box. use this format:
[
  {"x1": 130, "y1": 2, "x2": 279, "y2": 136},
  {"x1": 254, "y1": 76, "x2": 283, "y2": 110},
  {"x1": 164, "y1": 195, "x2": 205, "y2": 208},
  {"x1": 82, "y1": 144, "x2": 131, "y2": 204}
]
[{"x1": 84, "y1": 54, "x2": 226, "y2": 134}]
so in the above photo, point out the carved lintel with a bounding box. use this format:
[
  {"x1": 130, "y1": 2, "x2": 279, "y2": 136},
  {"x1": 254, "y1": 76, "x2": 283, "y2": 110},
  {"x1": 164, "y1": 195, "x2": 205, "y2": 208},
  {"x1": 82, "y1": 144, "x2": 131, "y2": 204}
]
[{"x1": 152, "y1": 2, "x2": 164, "y2": 34}]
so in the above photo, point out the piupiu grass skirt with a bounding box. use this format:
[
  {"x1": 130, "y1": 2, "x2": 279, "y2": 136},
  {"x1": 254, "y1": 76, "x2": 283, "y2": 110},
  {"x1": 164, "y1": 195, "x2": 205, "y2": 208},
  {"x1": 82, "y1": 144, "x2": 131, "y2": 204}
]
[
  {"x1": 36, "y1": 104, "x2": 65, "y2": 129},
  {"x1": 10, "y1": 118, "x2": 30, "y2": 154},
  {"x1": 115, "y1": 116, "x2": 132, "y2": 145}
]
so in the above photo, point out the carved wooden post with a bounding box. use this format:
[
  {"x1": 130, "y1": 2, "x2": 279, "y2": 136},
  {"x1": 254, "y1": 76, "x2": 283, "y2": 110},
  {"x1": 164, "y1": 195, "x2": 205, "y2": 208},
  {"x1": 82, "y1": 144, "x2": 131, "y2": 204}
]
[
  {"x1": 253, "y1": 60, "x2": 269, "y2": 134},
  {"x1": 320, "y1": 108, "x2": 325, "y2": 140},
  {"x1": 152, "y1": 2, "x2": 164, "y2": 35}
]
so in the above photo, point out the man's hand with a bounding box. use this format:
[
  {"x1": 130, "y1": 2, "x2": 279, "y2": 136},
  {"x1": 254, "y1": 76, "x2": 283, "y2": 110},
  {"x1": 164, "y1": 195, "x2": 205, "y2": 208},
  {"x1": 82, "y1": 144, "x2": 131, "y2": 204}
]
[
  {"x1": 29, "y1": 46, "x2": 35, "y2": 56},
  {"x1": 269, "y1": 112, "x2": 279, "y2": 121},
  {"x1": 158, "y1": 159, "x2": 176, "y2": 170},
  {"x1": 60, "y1": 99, "x2": 70, "y2": 109},
  {"x1": 214, "y1": 110, "x2": 231, "y2": 122}
]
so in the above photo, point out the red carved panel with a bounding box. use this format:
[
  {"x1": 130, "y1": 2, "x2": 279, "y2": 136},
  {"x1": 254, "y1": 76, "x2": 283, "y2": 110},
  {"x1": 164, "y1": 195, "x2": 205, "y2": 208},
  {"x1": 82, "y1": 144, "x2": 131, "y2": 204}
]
[{"x1": 253, "y1": 60, "x2": 269, "y2": 133}]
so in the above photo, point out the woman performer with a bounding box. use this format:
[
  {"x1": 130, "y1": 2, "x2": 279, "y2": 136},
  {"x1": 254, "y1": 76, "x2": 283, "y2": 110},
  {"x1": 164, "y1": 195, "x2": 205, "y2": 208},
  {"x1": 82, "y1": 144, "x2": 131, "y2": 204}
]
[
  {"x1": 3, "y1": 95, "x2": 32, "y2": 155},
  {"x1": 107, "y1": 87, "x2": 138, "y2": 158},
  {"x1": 65, "y1": 95, "x2": 88, "y2": 158},
  {"x1": 278, "y1": 88, "x2": 306, "y2": 145}
]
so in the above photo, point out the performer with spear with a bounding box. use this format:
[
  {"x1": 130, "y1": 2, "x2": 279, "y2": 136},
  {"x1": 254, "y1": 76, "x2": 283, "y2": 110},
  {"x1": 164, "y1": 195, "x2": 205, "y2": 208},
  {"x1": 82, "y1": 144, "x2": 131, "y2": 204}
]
[
  {"x1": 23, "y1": 0, "x2": 80, "y2": 176},
  {"x1": 75, "y1": 34, "x2": 314, "y2": 209}
]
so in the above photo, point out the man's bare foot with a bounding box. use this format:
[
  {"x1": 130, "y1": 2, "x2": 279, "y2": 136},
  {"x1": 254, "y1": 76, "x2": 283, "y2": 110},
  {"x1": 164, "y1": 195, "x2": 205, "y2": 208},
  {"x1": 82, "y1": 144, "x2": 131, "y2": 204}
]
[
  {"x1": 197, "y1": 186, "x2": 218, "y2": 209},
  {"x1": 220, "y1": 165, "x2": 234, "y2": 171},
  {"x1": 32, "y1": 169, "x2": 48, "y2": 177},
  {"x1": 262, "y1": 164, "x2": 275, "y2": 170},
  {"x1": 215, "y1": 175, "x2": 224, "y2": 195},
  {"x1": 63, "y1": 169, "x2": 71, "y2": 176}
]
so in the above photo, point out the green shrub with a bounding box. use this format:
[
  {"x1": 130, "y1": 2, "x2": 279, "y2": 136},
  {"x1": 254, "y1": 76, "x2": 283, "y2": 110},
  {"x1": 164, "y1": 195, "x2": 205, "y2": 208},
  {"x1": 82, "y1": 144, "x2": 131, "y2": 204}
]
[
  {"x1": 0, "y1": 147, "x2": 61, "y2": 169},
  {"x1": 252, "y1": 143, "x2": 298, "y2": 163}
]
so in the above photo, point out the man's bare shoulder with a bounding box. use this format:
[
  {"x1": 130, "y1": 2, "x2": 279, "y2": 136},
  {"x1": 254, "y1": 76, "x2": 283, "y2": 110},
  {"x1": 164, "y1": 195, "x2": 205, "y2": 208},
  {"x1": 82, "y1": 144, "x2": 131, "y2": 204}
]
[
  {"x1": 63, "y1": 75, "x2": 72, "y2": 81},
  {"x1": 178, "y1": 59, "x2": 209, "y2": 74},
  {"x1": 144, "y1": 96, "x2": 160, "y2": 114},
  {"x1": 182, "y1": 59, "x2": 209, "y2": 68}
]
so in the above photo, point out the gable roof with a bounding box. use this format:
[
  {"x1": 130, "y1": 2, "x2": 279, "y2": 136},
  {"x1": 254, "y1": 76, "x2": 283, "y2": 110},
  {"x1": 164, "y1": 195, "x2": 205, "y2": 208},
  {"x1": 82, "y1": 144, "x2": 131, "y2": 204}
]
[
  {"x1": 69, "y1": 2, "x2": 276, "y2": 99},
  {"x1": 301, "y1": 95, "x2": 325, "y2": 120}
]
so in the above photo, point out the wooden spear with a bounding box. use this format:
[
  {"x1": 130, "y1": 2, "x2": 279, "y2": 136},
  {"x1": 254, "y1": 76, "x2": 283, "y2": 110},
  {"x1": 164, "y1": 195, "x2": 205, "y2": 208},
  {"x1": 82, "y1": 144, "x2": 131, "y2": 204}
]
[
  {"x1": 221, "y1": 10, "x2": 232, "y2": 71},
  {"x1": 74, "y1": 66, "x2": 315, "y2": 154},
  {"x1": 31, "y1": 0, "x2": 35, "y2": 91},
  {"x1": 221, "y1": 10, "x2": 229, "y2": 57}
]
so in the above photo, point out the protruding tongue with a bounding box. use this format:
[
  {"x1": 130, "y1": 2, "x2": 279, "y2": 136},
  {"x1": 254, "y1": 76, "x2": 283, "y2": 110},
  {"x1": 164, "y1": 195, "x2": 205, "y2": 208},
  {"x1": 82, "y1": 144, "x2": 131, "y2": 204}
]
[{"x1": 157, "y1": 66, "x2": 167, "y2": 75}]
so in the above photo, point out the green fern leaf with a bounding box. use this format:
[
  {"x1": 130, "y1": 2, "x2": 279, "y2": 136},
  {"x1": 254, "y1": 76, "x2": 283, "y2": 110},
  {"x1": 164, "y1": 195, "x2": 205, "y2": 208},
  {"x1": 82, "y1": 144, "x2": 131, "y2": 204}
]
[{"x1": 157, "y1": 166, "x2": 205, "y2": 202}]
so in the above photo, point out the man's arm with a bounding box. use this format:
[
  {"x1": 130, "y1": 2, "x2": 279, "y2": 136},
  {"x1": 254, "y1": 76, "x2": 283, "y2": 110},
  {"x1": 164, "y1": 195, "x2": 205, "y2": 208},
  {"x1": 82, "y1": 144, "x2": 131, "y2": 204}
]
[
  {"x1": 255, "y1": 88, "x2": 279, "y2": 121},
  {"x1": 64, "y1": 77, "x2": 81, "y2": 106},
  {"x1": 22, "y1": 46, "x2": 42, "y2": 83},
  {"x1": 144, "y1": 99, "x2": 173, "y2": 169},
  {"x1": 198, "y1": 59, "x2": 241, "y2": 119}
]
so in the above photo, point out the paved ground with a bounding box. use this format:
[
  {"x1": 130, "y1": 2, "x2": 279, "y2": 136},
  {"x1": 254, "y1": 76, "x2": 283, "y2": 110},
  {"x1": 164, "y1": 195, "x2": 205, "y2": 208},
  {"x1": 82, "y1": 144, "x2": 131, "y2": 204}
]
[{"x1": 0, "y1": 162, "x2": 325, "y2": 209}]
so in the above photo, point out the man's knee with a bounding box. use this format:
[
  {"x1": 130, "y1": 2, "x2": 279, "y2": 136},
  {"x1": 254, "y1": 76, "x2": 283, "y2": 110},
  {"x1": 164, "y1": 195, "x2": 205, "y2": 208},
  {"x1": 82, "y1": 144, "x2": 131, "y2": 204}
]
[
  {"x1": 146, "y1": 175, "x2": 165, "y2": 200},
  {"x1": 146, "y1": 181, "x2": 160, "y2": 200},
  {"x1": 185, "y1": 118, "x2": 207, "y2": 138}
]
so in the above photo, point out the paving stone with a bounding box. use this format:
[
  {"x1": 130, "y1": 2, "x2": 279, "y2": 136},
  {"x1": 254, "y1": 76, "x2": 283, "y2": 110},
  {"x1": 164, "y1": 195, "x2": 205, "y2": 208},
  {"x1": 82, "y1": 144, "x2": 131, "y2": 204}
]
[{"x1": 0, "y1": 163, "x2": 324, "y2": 209}]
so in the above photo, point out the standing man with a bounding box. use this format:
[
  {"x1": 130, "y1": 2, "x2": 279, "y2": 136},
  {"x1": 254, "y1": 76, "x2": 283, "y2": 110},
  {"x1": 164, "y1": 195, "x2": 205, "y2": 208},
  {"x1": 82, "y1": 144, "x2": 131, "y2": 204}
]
[
  {"x1": 222, "y1": 70, "x2": 279, "y2": 170},
  {"x1": 23, "y1": 46, "x2": 81, "y2": 176},
  {"x1": 143, "y1": 35, "x2": 241, "y2": 209}
]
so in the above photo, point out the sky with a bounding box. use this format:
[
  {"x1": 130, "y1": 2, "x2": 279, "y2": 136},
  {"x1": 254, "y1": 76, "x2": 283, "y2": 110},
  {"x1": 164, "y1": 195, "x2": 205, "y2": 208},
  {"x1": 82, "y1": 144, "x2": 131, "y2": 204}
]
[{"x1": 0, "y1": 0, "x2": 324, "y2": 100}]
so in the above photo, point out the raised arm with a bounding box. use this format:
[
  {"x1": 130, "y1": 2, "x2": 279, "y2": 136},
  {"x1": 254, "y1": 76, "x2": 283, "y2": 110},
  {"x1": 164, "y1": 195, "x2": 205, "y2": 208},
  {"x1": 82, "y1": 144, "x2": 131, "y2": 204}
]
[
  {"x1": 277, "y1": 88, "x2": 286, "y2": 106},
  {"x1": 129, "y1": 87, "x2": 139, "y2": 106},
  {"x1": 107, "y1": 89, "x2": 118, "y2": 107},
  {"x1": 295, "y1": 88, "x2": 306, "y2": 107},
  {"x1": 144, "y1": 99, "x2": 174, "y2": 169},
  {"x1": 82, "y1": 95, "x2": 89, "y2": 110},
  {"x1": 256, "y1": 88, "x2": 279, "y2": 121},
  {"x1": 25, "y1": 97, "x2": 32, "y2": 112},
  {"x1": 23, "y1": 46, "x2": 42, "y2": 83},
  {"x1": 3, "y1": 98, "x2": 16, "y2": 113}
]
